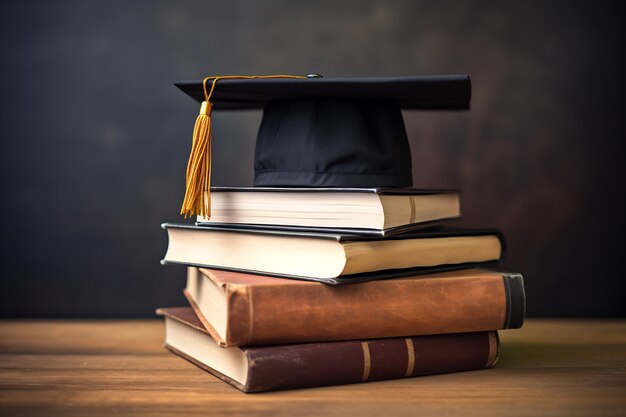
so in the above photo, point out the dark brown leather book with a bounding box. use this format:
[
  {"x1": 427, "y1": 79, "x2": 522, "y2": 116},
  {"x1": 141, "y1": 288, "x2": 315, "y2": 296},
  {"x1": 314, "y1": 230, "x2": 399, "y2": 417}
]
[
  {"x1": 184, "y1": 267, "x2": 525, "y2": 347},
  {"x1": 157, "y1": 306, "x2": 499, "y2": 393}
]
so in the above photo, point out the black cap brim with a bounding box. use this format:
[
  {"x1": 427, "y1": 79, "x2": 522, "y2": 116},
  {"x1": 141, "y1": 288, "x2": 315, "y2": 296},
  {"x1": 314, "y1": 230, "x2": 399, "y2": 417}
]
[{"x1": 175, "y1": 75, "x2": 471, "y2": 110}]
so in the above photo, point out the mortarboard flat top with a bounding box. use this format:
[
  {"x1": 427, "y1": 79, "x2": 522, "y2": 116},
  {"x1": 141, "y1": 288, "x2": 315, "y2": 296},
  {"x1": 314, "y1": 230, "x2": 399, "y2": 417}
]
[{"x1": 175, "y1": 75, "x2": 471, "y2": 110}]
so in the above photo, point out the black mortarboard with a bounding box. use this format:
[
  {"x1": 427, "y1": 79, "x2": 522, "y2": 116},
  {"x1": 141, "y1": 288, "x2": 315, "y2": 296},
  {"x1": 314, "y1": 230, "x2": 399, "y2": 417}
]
[{"x1": 176, "y1": 75, "x2": 471, "y2": 218}]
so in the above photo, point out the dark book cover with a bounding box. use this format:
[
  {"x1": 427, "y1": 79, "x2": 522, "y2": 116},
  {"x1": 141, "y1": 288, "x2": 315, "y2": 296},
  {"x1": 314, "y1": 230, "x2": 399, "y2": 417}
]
[
  {"x1": 158, "y1": 307, "x2": 499, "y2": 393},
  {"x1": 208, "y1": 186, "x2": 458, "y2": 194},
  {"x1": 194, "y1": 220, "x2": 452, "y2": 237}
]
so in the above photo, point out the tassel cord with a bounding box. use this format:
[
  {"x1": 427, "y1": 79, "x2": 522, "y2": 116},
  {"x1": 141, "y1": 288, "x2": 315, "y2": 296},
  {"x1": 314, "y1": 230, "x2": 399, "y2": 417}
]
[{"x1": 180, "y1": 75, "x2": 306, "y2": 219}]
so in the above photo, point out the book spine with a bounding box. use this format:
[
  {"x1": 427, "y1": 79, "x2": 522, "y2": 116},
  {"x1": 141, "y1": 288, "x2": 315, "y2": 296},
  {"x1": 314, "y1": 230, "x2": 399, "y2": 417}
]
[
  {"x1": 244, "y1": 331, "x2": 498, "y2": 392},
  {"x1": 228, "y1": 272, "x2": 524, "y2": 346},
  {"x1": 502, "y1": 272, "x2": 525, "y2": 329}
]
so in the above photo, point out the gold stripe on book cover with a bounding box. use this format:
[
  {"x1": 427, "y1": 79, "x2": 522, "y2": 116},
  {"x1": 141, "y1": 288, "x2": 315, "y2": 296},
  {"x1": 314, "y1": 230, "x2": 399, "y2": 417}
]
[
  {"x1": 405, "y1": 338, "x2": 416, "y2": 377},
  {"x1": 486, "y1": 332, "x2": 500, "y2": 368},
  {"x1": 361, "y1": 342, "x2": 371, "y2": 381},
  {"x1": 408, "y1": 195, "x2": 416, "y2": 224}
]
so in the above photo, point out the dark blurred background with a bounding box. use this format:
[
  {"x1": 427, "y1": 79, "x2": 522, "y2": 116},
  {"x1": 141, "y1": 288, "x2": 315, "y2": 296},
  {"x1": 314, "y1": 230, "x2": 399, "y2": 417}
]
[{"x1": 0, "y1": 0, "x2": 624, "y2": 317}]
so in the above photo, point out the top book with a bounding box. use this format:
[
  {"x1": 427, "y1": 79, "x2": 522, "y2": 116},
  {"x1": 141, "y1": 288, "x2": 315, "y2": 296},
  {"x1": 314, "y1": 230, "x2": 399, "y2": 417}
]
[{"x1": 196, "y1": 187, "x2": 460, "y2": 235}]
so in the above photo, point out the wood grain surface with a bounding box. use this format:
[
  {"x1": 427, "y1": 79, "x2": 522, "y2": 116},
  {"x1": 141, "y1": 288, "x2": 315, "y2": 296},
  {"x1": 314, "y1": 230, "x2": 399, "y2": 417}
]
[{"x1": 1, "y1": 319, "x2": 625, "y2": 417}]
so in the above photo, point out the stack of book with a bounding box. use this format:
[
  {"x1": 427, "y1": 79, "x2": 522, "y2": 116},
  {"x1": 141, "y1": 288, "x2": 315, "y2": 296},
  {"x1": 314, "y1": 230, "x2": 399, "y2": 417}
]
[{"x1": 158, "y1": 187, "x2": 525, "y2": 393}]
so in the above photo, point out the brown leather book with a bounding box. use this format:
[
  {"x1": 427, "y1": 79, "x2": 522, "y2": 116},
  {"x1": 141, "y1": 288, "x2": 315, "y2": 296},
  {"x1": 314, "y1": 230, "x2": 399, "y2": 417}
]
[
  {"x1": 184, "y1": 267, "x2": 525, "y2": 347},
  {"x1": 157, "y1": 306, "x2": 500, "y2": 393}
]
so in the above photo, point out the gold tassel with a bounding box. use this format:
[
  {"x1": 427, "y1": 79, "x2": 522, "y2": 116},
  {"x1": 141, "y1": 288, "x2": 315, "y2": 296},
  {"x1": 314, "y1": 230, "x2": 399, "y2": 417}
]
[
  {"x1": 180, "y1": 75, "x2": 307, "y2": 219},
  {"x1": 180, "y1": 100, "x2": 212, "y2": 218}
]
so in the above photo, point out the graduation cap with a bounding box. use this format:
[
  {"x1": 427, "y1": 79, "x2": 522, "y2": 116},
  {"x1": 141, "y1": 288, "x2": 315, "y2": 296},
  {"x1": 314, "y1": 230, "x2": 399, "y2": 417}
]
[{"x1": 176, "y1": 74, "x2": 471, "y2": 218}]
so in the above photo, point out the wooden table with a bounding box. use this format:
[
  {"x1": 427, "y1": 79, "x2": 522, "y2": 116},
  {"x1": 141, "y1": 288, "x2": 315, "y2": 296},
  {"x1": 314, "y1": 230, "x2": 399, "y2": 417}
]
[{"x1": 1, "y1": 319, "x2": 625, "y2": 416}]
